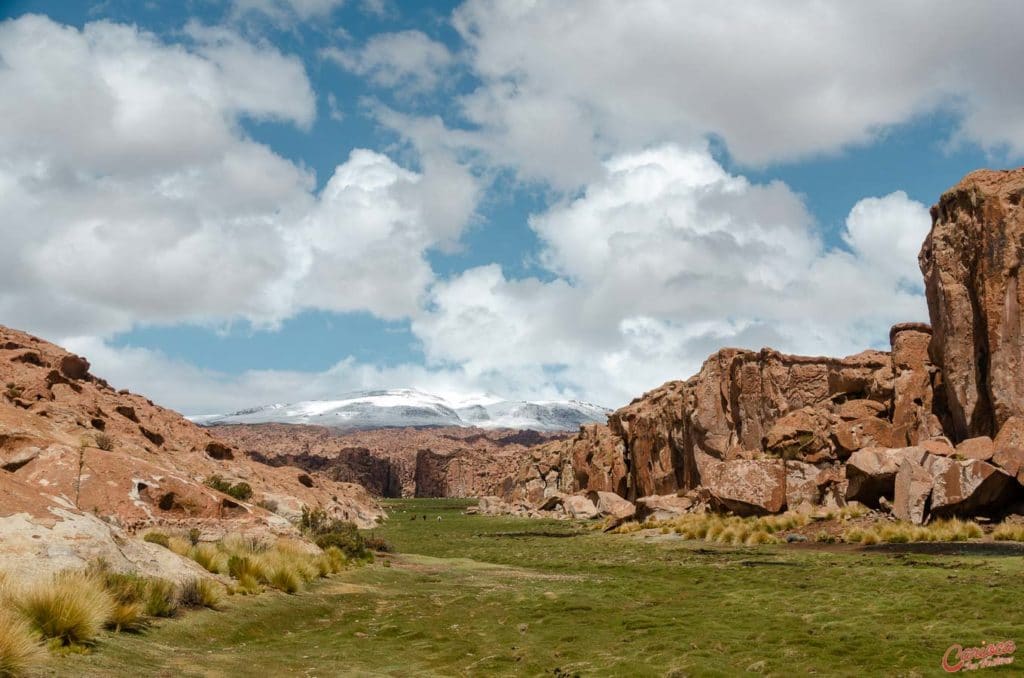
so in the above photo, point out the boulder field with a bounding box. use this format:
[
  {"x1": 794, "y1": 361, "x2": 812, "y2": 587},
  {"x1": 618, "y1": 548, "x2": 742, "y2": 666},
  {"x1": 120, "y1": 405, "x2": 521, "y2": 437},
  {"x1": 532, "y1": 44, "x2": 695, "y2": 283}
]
[
  {"x1": 497, "y1": 168, "x2": 1024, "y2": 526},
  {"x1": 0, "y1": 326, "x2": 384, "y2": 579}
]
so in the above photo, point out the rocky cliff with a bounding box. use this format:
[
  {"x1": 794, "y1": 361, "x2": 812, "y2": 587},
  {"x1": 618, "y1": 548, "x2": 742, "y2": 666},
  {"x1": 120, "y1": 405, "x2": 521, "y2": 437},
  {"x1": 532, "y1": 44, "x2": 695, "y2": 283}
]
[
  {"x1": 0, "y1": 326, "x2": 384, "y2": 578},
  {"x1": 212, "y1": 424, "x2": 566, "y2": 499},
  {"x1": 504, "y1": 168, "x2": 1024, "y2": 525}
]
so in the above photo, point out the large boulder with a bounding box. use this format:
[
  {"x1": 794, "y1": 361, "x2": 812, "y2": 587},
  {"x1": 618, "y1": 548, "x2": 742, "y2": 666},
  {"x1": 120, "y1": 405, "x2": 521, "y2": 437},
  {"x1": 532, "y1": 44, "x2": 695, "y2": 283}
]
[
  {"x1": 845, "y1": 447, "x2": 927, "y2": 506},
  {"x1": 893, "y1": 459, "x2": 933, "y2": 525},
  {"x1": 634, "y1": 494, "x2": 693, "y2": 521},
  {"x1": 585, "y1": 490, "x2": 636, "y2": 520},
  {"x1": 956, "y1": 436, "x2": 995, "y2": 461},
  {"x1": 923, "y1": 455, "x2": 1016, "y2": 518},
  {"x1": 696, "y1": 453, "x2": 786, "y2": 515},
  {"x1": 920, "y1": 168, "x2": 1024, "y2": 440}
]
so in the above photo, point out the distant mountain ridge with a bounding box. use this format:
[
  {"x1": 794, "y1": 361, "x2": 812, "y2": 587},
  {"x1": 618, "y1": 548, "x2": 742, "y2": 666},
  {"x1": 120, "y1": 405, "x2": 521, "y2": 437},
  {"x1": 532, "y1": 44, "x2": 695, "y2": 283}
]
[{"x1": 190, "y1": 388, "x2": 610, "y2": 432}]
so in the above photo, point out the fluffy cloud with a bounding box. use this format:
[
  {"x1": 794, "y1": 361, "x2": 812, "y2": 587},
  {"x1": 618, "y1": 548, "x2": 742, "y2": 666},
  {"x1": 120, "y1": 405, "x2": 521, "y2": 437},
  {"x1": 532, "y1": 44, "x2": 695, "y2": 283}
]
[
  {"x1": 322, "y1": 30, "x2": 454, "y2": 92},
  {"x1": 434, "y1": 0, "x2": 1024, "y2": 187},
  {"x1": 413, "y1": 145, "x2": 932, "y2": 405},
  {"x1": 0, "y1": 15, "x2": 474, "y2": 339},
  {"x1": 63, "y1": 145, "x2": 931, "y2": 412}
]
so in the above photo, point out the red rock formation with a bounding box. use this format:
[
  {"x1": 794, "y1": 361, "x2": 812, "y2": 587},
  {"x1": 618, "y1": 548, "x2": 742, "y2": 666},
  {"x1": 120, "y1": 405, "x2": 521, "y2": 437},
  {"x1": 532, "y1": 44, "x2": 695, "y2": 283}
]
[
  {"x1": 214, "y1": 423, "x2": 564, "y2": 499},
  {"x1": 492, "y1": 169, "x2": 1024, "y2": 524},
  {"x1": 920, "y1": 168, "x2": 1024, "y2": 440},
  {"x1": 0, "y1": 324, "x2": 384, "y2": 576}
]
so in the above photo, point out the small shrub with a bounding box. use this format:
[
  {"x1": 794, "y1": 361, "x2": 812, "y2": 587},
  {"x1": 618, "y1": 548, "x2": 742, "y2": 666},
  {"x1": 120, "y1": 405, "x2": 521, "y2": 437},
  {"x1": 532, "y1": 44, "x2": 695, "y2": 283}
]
[
  {"x1": 178, "y1": 578, "x2": 222, "y2": 610},
  {"x1": 323, "y1": 546, "x2": 347, "y2": 574},
  {"x1": 363, "y1": 534, "x2": 393, "y2": 553},
  {"x1": 94, "y1": 433, "x2": 115, "y2": 452},
  {"x1": 188, "y1": 528, "x2": 202, "y2": 546},
  {"x1": 16, "y1": 572, "x2": 115, "y2": 646},
  {"x1": 205, "y1": 475, "x2": 253, "y2": 501},
  {"x1": 143, "y1": 532, "x2": 170, "y2": 549},
  {"x1": 299, "y1": 506, "x2": 330, "y2": 534},
  {"x1": 0, "y1": 608, "x2": 45, "y2": 677}
]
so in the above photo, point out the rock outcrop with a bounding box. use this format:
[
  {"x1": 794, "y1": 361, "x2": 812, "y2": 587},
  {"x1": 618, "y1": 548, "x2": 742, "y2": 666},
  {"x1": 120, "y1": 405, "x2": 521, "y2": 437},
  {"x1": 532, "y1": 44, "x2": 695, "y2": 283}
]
[
  {"x1": 499, "y1": 169, "x2": 1024, "y2": 526},
  {"x1": 0, "y1": 326, "x2": 385, "y2": 577},
  {"x1": 920, "y1": 168, "x2": 1024, "y2": 440},
  {"x1": 215, "y1": 423, "x2": 565, "y2": 499}
]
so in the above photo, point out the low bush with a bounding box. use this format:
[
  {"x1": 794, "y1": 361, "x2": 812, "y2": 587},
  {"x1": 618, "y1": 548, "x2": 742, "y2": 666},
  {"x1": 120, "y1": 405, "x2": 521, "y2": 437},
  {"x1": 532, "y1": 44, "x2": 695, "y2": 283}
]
[
  {"x1": 0, "y1": 608, "x2": 45, "y2": 677},
  {"x1": 205, "y1": 475, "x2": 253, "y2": 501}
]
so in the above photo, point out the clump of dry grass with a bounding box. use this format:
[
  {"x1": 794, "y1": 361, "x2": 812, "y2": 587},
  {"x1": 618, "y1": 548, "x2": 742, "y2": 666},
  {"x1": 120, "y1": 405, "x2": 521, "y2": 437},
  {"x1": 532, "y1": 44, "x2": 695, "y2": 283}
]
[
  {"x1": 0, "y1": 607, "x2": 46, "y2": 677},
  {"x1": 630, "y1": 511, "x2": 815, "y2": 546},
  {"x1": 15, "y1": 572, "x2": 115, "y2": 646},
  {"x1": 189, "y1": 544, "x2": 228, "y2": 575},
  {"x1": 842, "y1": 518, "x2": 984, "y2": 544},
  {"x1": 993, "y1": 522, "x2": 1024, "y2": 542},
  {"x1": 178, "y1": 578, "x2": 223, "y2": 610}
]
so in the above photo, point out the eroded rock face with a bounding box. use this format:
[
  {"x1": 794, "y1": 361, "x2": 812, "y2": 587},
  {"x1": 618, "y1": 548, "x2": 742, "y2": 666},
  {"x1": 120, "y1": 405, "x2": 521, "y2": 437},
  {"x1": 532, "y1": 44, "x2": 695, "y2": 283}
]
[
  {"x1": 219, "y1": 424, "x2": 560, "y2": 500},
  {"x1": 920, "y1": 168, "x2": 1024, "y2": 440},
  {"x1": 508, "y1": 339, "x2": 932, "y2": 505}
]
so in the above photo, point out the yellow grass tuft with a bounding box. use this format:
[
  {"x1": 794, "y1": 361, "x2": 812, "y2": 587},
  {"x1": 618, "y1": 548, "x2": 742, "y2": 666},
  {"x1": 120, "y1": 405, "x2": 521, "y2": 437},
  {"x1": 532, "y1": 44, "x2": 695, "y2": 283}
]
[
  {"x1": 993, "y1": 523, "x2": 1024, "y2": 541},
  {"x1": 178, "y1": 578, "x2": 223, "y2": 610},
  {"x1": 0, "y1": 607, "x2": 46, "y2": 677},
  {"x1": 15, "y1": 572, "x2": 115, "y2": 646}
]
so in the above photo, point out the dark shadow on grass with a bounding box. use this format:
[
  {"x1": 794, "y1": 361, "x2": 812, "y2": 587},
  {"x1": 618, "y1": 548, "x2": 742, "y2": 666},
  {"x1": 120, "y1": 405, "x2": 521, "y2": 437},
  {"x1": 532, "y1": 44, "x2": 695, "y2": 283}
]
[{"x1": 863, "y1": 541, "x2": 1024, "y2": 557}]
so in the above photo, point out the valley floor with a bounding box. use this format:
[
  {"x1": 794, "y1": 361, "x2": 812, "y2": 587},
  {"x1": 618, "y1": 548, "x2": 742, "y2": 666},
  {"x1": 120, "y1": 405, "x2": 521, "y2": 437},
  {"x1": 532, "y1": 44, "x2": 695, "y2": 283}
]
[{"x1": 51, "y1": 499, "x2": 1023, "y2": 677}]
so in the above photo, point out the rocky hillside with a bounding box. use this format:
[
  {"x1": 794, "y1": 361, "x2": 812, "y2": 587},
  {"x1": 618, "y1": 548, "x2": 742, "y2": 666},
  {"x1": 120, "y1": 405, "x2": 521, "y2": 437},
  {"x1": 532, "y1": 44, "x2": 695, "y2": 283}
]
[
  {"x1": 0, "y1": 326, "x2": 384, "y2": 579},
  {"x1": 501, "y1": 168, "x2": 1024, "y2": 525},
  {"x1": 211, "y1": 424, "x2": 567, "y2": 498}
]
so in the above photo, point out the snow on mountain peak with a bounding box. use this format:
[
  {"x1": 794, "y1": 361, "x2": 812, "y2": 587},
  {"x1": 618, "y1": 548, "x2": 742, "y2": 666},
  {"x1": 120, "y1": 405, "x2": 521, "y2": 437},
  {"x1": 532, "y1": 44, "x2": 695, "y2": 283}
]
[{"x1": 191, "y1": 389, "x2": 609, "y2": 432}]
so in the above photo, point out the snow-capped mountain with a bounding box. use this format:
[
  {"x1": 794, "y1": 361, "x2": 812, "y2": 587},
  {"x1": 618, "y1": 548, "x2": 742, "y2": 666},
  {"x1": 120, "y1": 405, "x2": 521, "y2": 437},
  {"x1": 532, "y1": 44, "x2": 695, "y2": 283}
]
[{"x1": 190, "y1": 389, "x2": 610, "y2": 432}]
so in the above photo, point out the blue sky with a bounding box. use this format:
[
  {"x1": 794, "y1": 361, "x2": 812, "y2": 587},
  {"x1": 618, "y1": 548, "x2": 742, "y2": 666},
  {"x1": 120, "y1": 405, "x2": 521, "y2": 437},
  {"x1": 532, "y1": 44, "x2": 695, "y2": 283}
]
[{"x1": 0, "y1": 1, "x2": 1020, "y2": 414}]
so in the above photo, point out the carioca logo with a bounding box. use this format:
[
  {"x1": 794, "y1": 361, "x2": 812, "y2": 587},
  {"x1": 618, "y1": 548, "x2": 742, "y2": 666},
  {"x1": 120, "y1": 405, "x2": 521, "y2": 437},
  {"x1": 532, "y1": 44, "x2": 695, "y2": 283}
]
[{"x1": 942, "y1": 640, "x2": 1016, "y2": 673}]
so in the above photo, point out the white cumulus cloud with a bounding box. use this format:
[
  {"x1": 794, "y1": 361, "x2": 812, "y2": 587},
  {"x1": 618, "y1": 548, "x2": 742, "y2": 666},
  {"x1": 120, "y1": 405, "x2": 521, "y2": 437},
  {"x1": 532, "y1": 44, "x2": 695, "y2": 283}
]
[{"x1": 0, "y1": 15, "x2": 476, "y2": 339}]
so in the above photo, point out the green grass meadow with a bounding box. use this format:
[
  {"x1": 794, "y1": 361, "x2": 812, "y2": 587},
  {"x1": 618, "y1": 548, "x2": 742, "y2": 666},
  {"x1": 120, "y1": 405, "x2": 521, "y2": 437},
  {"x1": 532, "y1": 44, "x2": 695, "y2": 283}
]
[{"x1": 49, "y1": 498, "x2": 1024, "y2": 677}]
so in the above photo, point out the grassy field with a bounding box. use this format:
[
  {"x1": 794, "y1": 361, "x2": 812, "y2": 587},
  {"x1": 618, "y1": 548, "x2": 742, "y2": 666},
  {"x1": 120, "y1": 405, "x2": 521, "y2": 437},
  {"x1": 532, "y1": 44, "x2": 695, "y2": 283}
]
[{"x1": 49, "y1": 498, "x2": 1024, "y2": 677}]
